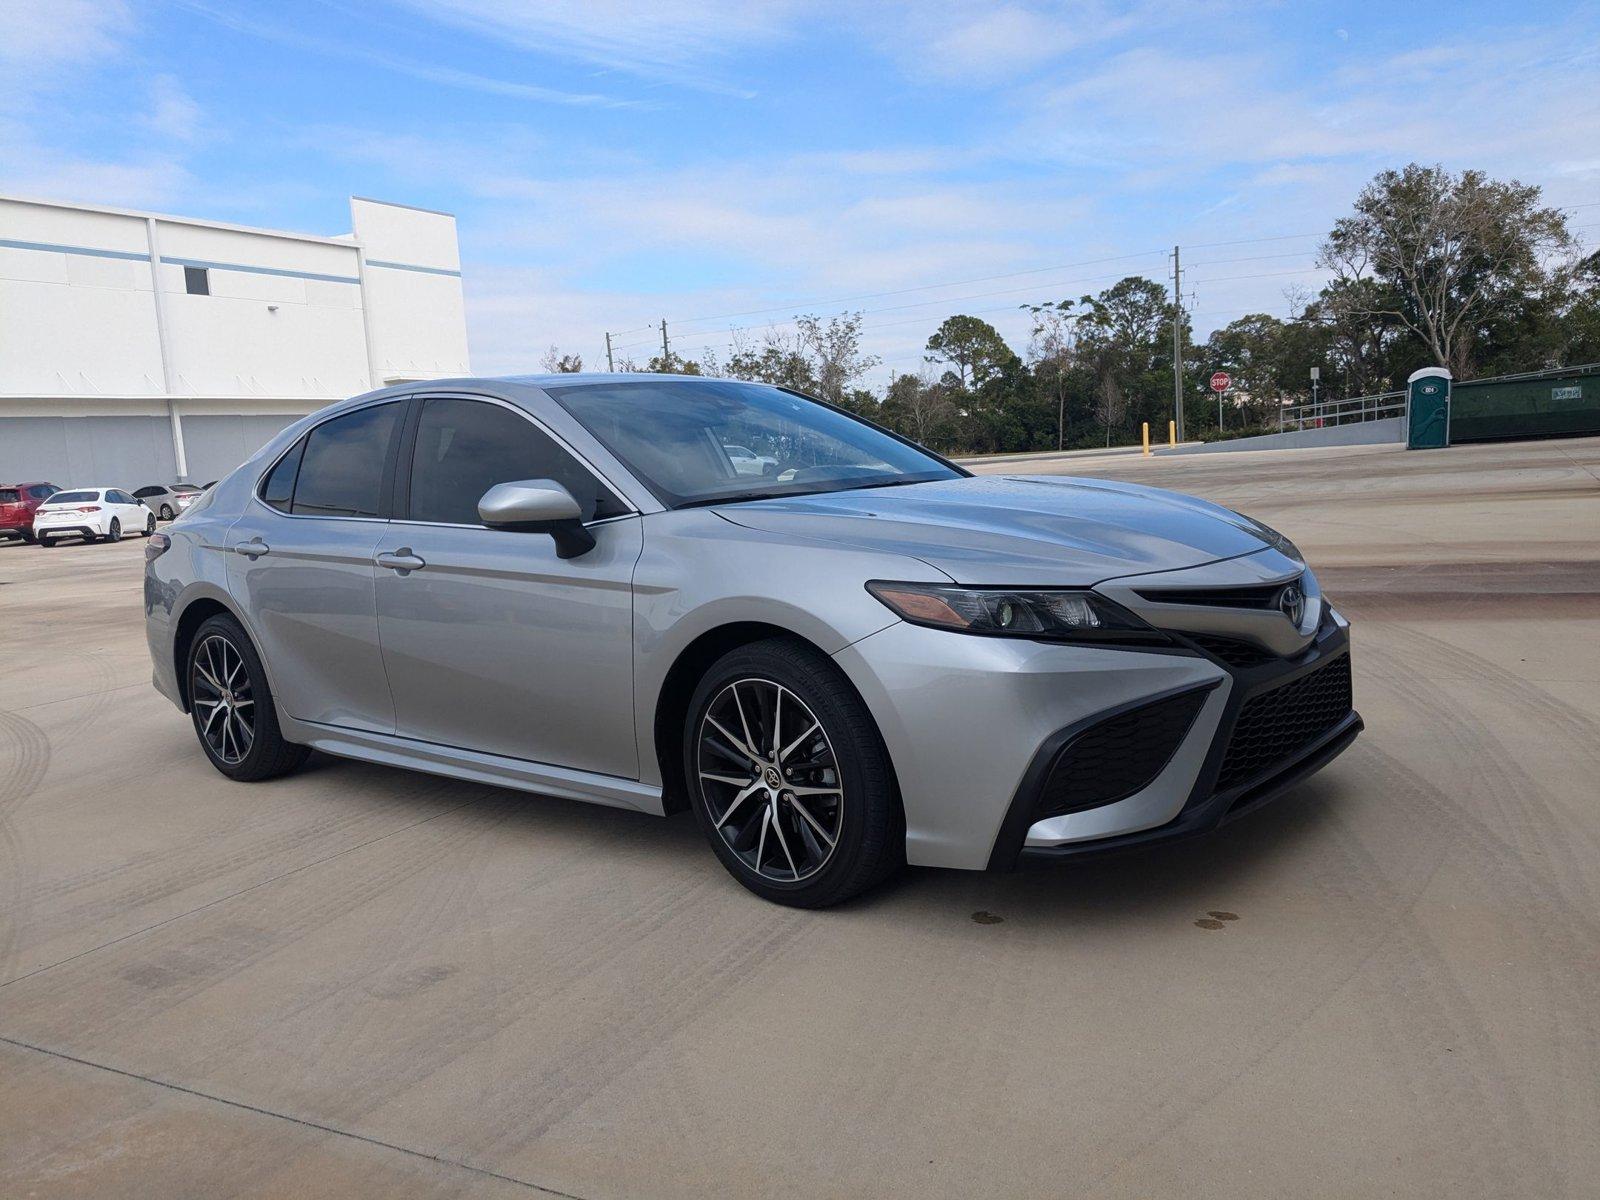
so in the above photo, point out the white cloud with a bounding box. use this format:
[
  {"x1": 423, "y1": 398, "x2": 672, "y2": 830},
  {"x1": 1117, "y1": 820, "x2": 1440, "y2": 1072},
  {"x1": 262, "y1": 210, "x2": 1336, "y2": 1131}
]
[
  {"x1": 141, "y1": 75, "x2": 204, "y2": 143},
  {"x1": 0, "y1": 0, "x2": 200, "y2": 210},
  {"x1": 175, "y1": 1, "x2": 647, "y2": 108},
  {"x1": 0, "y1": 0, "x2": 131, "y2": 71},
  {"x1": 388, "y1": 0, "x2": 803, "y2": 92}
]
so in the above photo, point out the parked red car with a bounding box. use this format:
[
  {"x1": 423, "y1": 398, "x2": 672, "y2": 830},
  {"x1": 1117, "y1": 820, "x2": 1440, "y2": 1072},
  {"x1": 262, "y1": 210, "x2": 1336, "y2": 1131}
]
[{"x1": 0, "y1": 482, "x2": 63, "y2": 543}]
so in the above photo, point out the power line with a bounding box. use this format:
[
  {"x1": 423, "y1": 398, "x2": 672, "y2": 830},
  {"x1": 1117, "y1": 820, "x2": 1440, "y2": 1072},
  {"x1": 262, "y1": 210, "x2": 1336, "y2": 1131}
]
[
  {"x1": 603, "y1": 206, "x2": 1600, "y2": 357},
  {"x1": 667, "y1": 248, "x2": 1171, "y2": 330},
  {"x1": 612, "y1": 256, "x2": 1325, "y2": 350}
]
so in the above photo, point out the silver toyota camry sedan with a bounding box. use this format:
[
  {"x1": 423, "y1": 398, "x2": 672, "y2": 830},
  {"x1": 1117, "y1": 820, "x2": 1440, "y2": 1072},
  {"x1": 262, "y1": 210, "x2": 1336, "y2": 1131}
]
[{"x1": 145, "y1": 375, "x2": 1361, "y2": 907}]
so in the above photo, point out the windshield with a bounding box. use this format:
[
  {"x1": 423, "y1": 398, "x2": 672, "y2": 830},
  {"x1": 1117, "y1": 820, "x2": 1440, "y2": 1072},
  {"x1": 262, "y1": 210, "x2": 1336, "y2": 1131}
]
[
  {"x1": 547, "y1": 379, "x2": 962, "y2": 507},
  {"x1": 46, "y1": 491, "x2": 98, "y2": 505}
]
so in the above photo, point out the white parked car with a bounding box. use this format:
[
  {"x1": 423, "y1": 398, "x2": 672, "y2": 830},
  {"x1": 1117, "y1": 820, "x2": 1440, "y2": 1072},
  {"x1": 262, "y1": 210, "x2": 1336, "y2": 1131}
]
[
  {"x1": 133, "y1": 483, "x2": 203, "y2": 520},
  {"x1": 723, "y1": 443, "x2": 778, "y2": 476},
  {"x1": 33, "y1": 487, "x2": 155, "y2": 546}
]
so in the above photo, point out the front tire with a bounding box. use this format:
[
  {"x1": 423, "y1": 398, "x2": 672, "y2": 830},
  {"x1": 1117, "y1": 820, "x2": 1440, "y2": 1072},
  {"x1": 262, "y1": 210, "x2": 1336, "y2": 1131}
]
[
  {"x1": 141, "y1": 514, "x2": 155, "y2": 537},
  {"x1": 187, "y1": 614, "x2": 309, "y2": 782},
  {"x1": 685, "y1": 638, "x2": 902, "y2": 908},
  {"x1": 20, "y1": 529, "x2": 35, "y2": 543}
]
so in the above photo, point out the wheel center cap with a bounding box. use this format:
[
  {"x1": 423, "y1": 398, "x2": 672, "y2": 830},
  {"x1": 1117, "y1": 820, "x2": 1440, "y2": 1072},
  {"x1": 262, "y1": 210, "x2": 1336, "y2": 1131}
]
[{"x1": 763, "y1": 766, "x2": 781, "y2": 789}]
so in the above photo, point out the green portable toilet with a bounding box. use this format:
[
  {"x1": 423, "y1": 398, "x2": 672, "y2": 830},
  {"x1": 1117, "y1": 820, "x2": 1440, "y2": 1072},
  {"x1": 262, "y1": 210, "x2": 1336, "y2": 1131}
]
[{"x1": 1407, "y1": 367, "x2": 1451, "y2": 449}]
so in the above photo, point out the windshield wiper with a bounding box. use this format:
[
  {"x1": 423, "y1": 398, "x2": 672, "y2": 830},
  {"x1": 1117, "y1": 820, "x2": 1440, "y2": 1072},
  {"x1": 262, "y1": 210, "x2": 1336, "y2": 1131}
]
[
  {"x1": 676, "y1": 491, "x2": 809, "y2": 509},
  {"x1": 840, "y1": 477, "x2": 926, "y2": 492}
]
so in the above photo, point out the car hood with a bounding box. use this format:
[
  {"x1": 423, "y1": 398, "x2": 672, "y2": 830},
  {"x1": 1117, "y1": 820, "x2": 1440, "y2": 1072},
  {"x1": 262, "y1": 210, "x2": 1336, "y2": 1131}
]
[{"x1": 714, "y1": 474, "x2": 1279, "y2": 585}]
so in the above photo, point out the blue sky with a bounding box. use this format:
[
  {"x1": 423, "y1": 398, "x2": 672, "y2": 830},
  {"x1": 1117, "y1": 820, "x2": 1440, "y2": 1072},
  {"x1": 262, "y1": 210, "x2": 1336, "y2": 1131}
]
[{"x1": 4, "y1": 0, "x2": 1599, "y2": 381}]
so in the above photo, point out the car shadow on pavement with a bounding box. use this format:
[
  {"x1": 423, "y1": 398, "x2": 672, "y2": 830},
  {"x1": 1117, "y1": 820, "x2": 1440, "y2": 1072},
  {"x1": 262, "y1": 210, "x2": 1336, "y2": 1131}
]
[{"x1": 290, "y1": 747, "x2": 1345, "y2": 930}]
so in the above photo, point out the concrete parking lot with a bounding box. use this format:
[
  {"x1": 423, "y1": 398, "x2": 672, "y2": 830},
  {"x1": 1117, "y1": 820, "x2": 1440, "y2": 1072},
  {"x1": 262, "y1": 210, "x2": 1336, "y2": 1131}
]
[{"x1": 3, "y1": 437, "x2": 1598, "y2": 1199}]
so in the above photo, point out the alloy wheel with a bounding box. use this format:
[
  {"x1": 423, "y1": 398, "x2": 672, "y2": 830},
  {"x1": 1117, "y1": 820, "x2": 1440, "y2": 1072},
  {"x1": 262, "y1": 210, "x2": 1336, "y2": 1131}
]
[
  {"x1": 192, "y1": 634, "x2": 256, "y2": 765},
  {"x1": 697, "y1": 678, "x2": 843, "y2": 882}
]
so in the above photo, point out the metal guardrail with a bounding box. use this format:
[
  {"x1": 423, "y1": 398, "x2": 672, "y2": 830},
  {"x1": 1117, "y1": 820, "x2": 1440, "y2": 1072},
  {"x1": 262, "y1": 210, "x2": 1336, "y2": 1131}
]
[{"x1": 1278, "y1": 391, "x2": 1405, "y2": 431}]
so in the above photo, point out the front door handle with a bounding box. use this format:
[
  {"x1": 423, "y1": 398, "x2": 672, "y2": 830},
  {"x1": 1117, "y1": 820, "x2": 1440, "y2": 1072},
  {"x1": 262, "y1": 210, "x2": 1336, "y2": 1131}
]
[
  {"x1": 232, "y1": 538, "x2": 270, "y2": 558},
  {"x1": 376, "y1": 549, "x2": 426, "y2": 573}
]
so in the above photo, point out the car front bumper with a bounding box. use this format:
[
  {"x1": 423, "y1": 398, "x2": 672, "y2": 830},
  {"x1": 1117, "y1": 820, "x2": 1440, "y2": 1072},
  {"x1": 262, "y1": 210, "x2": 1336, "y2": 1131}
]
[{"x1": 833, "y1": 608, "x2": 1358, "y2": 872}]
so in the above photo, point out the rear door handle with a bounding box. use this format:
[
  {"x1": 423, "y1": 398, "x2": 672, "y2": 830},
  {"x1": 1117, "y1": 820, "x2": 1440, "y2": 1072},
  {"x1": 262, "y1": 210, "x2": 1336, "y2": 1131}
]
[
  {"x1": 232, "y1": 538, "x2": 270, "y2": 558},
  {"x1": 375, "y1": 549, "x2": 426, "y2": 573}
]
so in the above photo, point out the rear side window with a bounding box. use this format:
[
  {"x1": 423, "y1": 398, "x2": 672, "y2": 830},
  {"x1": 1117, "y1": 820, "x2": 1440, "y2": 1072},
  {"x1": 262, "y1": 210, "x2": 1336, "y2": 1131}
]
[
  {"x1": 31, "y1": 485, "x2": 57, "y2": 499},
  {"x1": 0, "y1": 490, "x2": 18, "y2": 503},
  {"x1": 259, "y1": 438, "x2": 305, "y2": 513},
  {"x1": 405, "y1": 397, "x2": 628, "y2": 525},
  {"x1": 291, "y1": 403, "x2": 400, "y2": 518}
]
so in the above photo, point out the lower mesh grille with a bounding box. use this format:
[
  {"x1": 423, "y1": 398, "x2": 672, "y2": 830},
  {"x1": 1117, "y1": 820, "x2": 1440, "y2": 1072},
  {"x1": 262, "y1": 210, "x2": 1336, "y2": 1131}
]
[
  {"x1": 1217, "y1": 654, "x2": 1353, "y2": 791},
  {"x1": 1186, "y1": 633, "x2": 1279, "y2": 669},
  {"x1": 1035, "y1": 688, "x2": 1210, "y2": 819}
]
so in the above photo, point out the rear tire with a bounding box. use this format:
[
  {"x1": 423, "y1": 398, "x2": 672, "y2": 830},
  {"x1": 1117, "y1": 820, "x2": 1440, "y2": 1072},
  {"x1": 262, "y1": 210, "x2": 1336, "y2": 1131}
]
[
  {"x1": 38, "y1": 536, "x2": 54, "y2": 549},
  {"x1": 106, "y1": 518, "x2": 121, "y2": 543},
  {"x1": 160, "y1": 504, "x2": 174, "y2": 520},
  {"x1": 684, "y1": 637, "x2": 902, "y2": 908},
  {"x1": 20, "y1": 529, "x2": 35, "y2": 544},
  {"x1": 186, "y1": 613, "x2": 309, "y2": 782}
]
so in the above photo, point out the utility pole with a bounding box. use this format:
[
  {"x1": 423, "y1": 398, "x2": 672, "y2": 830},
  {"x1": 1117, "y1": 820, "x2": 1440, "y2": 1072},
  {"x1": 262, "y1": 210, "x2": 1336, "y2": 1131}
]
[
  {"x1": 660, "y1": 319, "x2": 670, "y2": 370},
  {"x1": 1171, "y1": 245, "x2": 1185, "y2": 442},
  {"x1": 605, "y1": 331, "x2": 614, "y2": 372}
]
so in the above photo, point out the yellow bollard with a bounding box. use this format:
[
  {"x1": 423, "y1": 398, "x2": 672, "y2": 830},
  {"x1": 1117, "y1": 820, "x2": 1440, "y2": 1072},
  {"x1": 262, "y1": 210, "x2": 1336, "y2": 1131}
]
[
  {"x1": 1142, "y1": 422, "x2": 1150, "y2": 456},
  {"x1": 1168, "y1": 419, "x2": 1177, "y2": 446}
]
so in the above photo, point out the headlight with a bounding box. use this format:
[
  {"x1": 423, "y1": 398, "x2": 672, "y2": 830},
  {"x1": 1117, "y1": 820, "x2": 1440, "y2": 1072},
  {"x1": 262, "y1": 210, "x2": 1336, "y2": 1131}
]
[
  {"x1": 866, "y1": 581, "x2": 1163, "y2": 643},
  {"x1": 1231, "y1": 512, "x2": 1302, "y2": 561}
]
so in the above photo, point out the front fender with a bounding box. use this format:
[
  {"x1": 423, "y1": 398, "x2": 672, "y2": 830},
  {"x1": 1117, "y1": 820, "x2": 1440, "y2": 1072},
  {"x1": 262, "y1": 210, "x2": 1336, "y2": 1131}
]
[{"x1": 631, "y1": 509, "x2": 949, "y2": 788}]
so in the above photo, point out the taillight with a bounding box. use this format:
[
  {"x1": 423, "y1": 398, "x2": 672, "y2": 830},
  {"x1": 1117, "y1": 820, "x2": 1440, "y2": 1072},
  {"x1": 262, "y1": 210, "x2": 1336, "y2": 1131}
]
[
  {"x1": 145, "y1": 532, "x2": 171, "y2": 562},
  {"x1": 77, "y1": 505, "x2": 102, "y2": 512}
]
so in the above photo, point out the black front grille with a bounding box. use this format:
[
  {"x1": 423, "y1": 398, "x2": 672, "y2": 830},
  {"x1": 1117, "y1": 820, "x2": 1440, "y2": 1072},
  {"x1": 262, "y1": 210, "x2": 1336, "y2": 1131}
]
[
  {"x1": 1186, "y1": 633, "x2": 1279, "y2": 669},
  {"x1": 1035, "y1": 688, "x2": 1210, "y2": 819},
  {"x1": 1217, "y1": 654, "x2": 1353, "y2": 791}
]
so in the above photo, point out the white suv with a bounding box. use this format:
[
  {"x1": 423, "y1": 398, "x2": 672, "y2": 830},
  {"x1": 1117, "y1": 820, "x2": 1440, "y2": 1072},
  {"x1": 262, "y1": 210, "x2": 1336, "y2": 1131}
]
[{"x1": 34, "y1": 488, "x2": 156, "y2": 546}]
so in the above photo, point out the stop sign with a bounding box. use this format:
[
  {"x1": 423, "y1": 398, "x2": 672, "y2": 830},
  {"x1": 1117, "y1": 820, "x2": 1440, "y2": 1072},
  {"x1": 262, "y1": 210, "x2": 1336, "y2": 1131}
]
[{"x1": 1209, "y1": 371, "x2": 1231, "y2": 393}]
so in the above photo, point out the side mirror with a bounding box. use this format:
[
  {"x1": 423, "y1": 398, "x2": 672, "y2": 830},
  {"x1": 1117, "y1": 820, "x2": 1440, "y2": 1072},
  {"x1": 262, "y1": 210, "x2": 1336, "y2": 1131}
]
[{"x1": 478, "y1": 479, "x2": 596, "y2": 559}]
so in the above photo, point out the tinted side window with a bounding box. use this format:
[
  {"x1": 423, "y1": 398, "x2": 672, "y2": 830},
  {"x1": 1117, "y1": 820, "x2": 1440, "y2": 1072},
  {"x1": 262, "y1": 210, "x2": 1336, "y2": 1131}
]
[
  {"x1": 134, "y1": 487, "x2": 161, "y2": 498},
  {"x1": 406, "y1": 398, "x2": 627, "y2": 526},
  {"x1": 259, "y1": 438, "x2": 305, "y2": 513},
  {"x1": 291, "y1": 403, "x2": 399, "y2": 518},
  {"x1": 31, "y1": 486, "x2": 57, "y2": 499}
]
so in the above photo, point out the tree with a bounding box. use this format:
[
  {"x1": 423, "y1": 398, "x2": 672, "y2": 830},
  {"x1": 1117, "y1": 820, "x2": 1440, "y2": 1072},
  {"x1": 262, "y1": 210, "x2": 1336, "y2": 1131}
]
[
  {"x1": 1305, "y1": 277, "x2": 1407, "y2": 397},
  {"x1": 725, "y1": 327, "x2": 818, "y2": 392},
  {"x1": 539, "y1": 345, "x2": 583, "y2": 373},
  {"x1": 924, "y1": 315, "x2": 1014, "y2": 389},
  {"x1": 795, "y1": 312, "x2": 879, "y2": 404},
  {"x1": 1319, "y1": 163, "x2": 1574, "y2": 378},
  {"x1": 1076, "y1": 277, "x2": 1181, "y2": 442},
  {"x1": 1024, "y1": 300, "x2": 1080, "y2": 450},
  {"x1": 878, "y1": 371, "x2": 958, "y2": 448}
]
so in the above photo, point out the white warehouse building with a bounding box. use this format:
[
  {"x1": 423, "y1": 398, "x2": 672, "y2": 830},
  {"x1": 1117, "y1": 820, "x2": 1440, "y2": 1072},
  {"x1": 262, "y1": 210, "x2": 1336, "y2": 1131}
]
[{"x1": 0, "y1": 193, "x2": 470, "y2": 485}]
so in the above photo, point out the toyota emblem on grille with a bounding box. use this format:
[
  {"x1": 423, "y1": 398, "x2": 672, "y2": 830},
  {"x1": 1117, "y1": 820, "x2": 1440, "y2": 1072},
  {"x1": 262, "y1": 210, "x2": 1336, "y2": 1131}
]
[{"x1": 1278, "y1": 583, "x2": 1305, "y2": 626}]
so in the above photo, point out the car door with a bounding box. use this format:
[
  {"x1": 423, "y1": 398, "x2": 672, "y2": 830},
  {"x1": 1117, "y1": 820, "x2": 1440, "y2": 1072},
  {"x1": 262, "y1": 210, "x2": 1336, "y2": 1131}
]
[
  {"x1": 109, "y1": 490, "x2": 143, "y2": 529},
  {"x1": 226, "y1": 400, "x2": 402, "y2": 734},
  {"x1": 373, "y1": 394, "x2": 642, "y2": 778}
]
